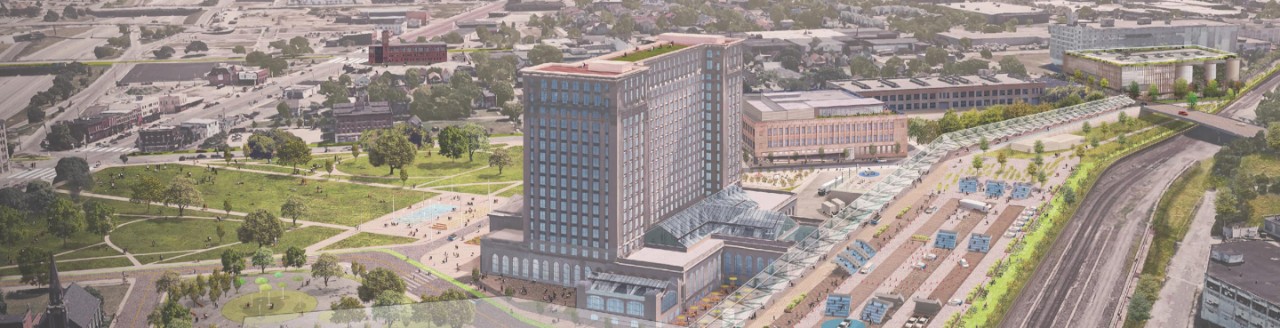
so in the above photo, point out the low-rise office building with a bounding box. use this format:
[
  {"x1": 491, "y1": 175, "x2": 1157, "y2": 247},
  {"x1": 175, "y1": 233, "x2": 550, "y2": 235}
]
[
  {"x1": 65, "y1": 106, "x2": 141, "y2": 146},
  {"x1": 938, "y1": 2, "x2": 1051, "y2": 24},
  {"x1": 827, "y1": 74, "x2": 1045, "y2": 112},
  {"x1": 181, "y1": 118, "x2": 222, "y2": 140},
  {"x1": 1062, "y1": 45, "x2": 1239, "y2": 96},
  {"x1": 1048, "y1": 18, "x2": 1239, "y2": 65},
  {"x1": 742, "y1": 90, "x2": 907, "y2": 163},
  {"x1": 1199, "y1": 241, "x2": 1280, "y2": 328},
  {"x1": 136, "y1": 126, "x2": 194, "y2": 153},
  {"x1": 368, "y1": 30, "x2": 447, "y2": 65}
]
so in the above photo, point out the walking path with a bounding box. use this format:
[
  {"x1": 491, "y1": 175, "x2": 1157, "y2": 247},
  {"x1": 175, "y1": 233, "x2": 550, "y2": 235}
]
[{"x1": 1147, "y1": 191, "x2": 1217, "y2": 328}]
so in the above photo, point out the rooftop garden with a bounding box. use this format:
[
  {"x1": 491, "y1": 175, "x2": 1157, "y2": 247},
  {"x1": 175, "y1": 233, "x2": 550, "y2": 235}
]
[{"x1": 613, "y1": 43, "x2": 688, "y2": 62}]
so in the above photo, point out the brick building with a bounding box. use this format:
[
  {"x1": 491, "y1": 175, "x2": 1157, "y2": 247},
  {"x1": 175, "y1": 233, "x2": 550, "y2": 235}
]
[
  {"x1": 827, "y1": 74, "x2": 1045, "y2": 112},
  {"x1": 332, "y1": 100, "x2": 394, "y2": 142},
  {"x1": 368, "y1": 30, "x2": 447, "y2": 65},
  {"x1": 65, "y1": 106, "x2": 141, "y2": 146},
  {"x1": 742, "y1": 90, "x2": 907, "y2": 163},
  {"x1": 136, "y1": 126, "x2": 194, "y2": 152},
  {"x1": 206, "y1": 63, "x2": 268, "y2": 87}
]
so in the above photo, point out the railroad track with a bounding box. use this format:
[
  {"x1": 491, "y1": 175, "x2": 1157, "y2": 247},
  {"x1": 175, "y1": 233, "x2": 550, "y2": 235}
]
[{"x1": 1004, "y1": 134, "x2": 1188, "y2": 328}]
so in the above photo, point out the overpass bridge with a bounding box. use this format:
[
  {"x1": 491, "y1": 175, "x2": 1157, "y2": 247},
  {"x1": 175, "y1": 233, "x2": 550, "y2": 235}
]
[{"x1": 1142, "y1": 103, "x2": 1264, "y2": 138}]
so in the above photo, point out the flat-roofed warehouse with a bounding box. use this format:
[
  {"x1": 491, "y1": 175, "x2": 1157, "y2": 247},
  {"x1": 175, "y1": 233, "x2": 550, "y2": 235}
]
[
  {"x1": 1062, "y1": 45, "x2": 1239, "y2": 97},
  {"x1": 826, "y1": 74, "x2": 1046, "y2": 112},
  {"x1": 938, "y1": 2, "x2": 1051, "y2": 24},
  {"x1": 1199, "y1": 241, "x2": 1280, "y2": 328}
]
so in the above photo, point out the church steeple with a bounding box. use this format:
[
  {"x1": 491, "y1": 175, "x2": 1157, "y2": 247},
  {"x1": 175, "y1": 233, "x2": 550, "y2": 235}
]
[{"x1": 44, "y1": 254, "x2": 67, "y2": 328}]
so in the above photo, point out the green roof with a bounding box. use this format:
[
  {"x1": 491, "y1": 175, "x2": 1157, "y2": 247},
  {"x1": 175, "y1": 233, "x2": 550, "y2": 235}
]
[{"x1": 612, "y1": 44, "x2": 688, "y2": 62}]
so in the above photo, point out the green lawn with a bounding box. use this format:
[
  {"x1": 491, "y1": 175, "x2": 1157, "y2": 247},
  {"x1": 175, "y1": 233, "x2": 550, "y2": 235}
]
[
  {"x1": 56, "y1": 244, "x2": 121, "y2": 260},
  {"x1": 134, "y1": 254, "x2": 166, "y2": 264},
  {"x1": 1241, "y1": 153, "x2": 1280, "y2": 177},
  {"x1": 1248, "y1": 194, "x2": 1280, "y2": 227},
  {"x1": 161, "y1": 226, "x2": 344, "y2": 263},
  {"x1": 212, "y1": 163, "x2": 303, "y2": 175},
  {"x1": 1, "y1": 257, "x2": 134, "y2": 276},
  {"x1": 497, "y1": 185, "x2": 523, "y2": 197},
  {"x1": 220, "y1": 290, "x2": 317, "y2": 323},
  {"x1": 613, "y1": 44, "x2": 687, "y2": 62},
  {"x1": 92, "y1": 164, "x2": 436, "y2": 226},
  {"x1": 338, "y1": 147, "x2": 492, "y2": 179},
  {"x1": 0, "y1": 220, "x2": 108, "y2": 265},
  {"x1": 321, "y1": 232, "x2": 417, "y2": 251},
  {"x1": 436, "y1": 183, "x2": 513, "y2": 195},
  {"x1": 76, "y1": 195, "x2": 236, "y2": 218},
  {"x1": 1072, "y1": 113, "x2": 1171, "y2": 143},
  {"x1": 111, "y1": 218, "x2": 240, "y2": 254},
  {"x1": 421, "y1": 146, "x2": 524, "y2": 187}
]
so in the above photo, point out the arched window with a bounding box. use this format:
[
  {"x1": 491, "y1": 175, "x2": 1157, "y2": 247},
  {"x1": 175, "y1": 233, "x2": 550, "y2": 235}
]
[
  {"x1": 563, "y1": 263, "x2": 571, "y2": 285},
  {"x1": 587, "y1": 296, "x2": 604, "y2": 310},
  {"x1": 491, "y1": 254, "x2": 499, "y2": 273},
  {"x1": 758, "y1": 258, "x2": 765, "y2": 273},
  {"x1": 522, "y1": 258, "x2": 530, "y2": 278},
  {"x1": 585, "y1": 266, "x2": 593, "y2": 278},
  {"x1": 606, "y1": 298, "x2": 624, "y2": 313},
  {"x1": 574, "y1": 265, "x2": 581, "y2": 283},
  {"x1": 745, "y1": 256, "x2": 753, "y2": 273},
  {"x1": 533, "y1": 260, "x2": 541, "y2": 280},
  {"x1": 735, "y1": 254, "x2": 743, "y2": 275},
  {"x1": 502, "y1": 256, "x2": 510, "y2": 275},
  {"x1": 512, "y1": 257, "x2": 520, "y2": 278},
  {"x1": 542, "y1": 260, "x2": 550, "y2": 281},
  {"x1": 553, "y1": 262, "x2": 561, "y2": 283},
  {"x1": 626, "y1": 301, "x2": 644, "y2": 316}
]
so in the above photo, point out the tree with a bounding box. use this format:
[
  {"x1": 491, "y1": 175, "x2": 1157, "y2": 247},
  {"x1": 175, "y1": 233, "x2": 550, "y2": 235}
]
[
  {"x1": 44, "y1": 124, "x2": 74, "y2": 150},
  {"x1": 330, "y1": 296, "x2": 367, "y2": 327},
  {"x1": 490, "y1": 82, "x2": 514, "y2": 107},
  {"x1": 373, "y1": 291, "x2": 408, "y2": 327},
  {"x1": 16, "y1": 247, "x2": 50, "y2": 285},
  {"x1": 222, "y1": 199, "x2": 233, "y2": 215},
  {"x1": 153, "y1": 46, "x2": 176, "y2": 59},
  {"x1": 54, "y1": 157, "x2": 93, "y2": 197},
  {"x1": 460, "y1": 123, "x2": 489, "y2": 162},
  {"x1": 324, "y1": 159, "x2": 334, "y2": 177},
  {"x1": 437, "y1": 126, "x2": 467, "y2": 160},
  {"x1": 1099, "y1": 78, "x2": 1109, "y2": 90},
  {"x1": 129, "y1": 175, "x2": 164, "y2": 211},
  {"x1": 1148, "y1": 84, "x2": 1161, "y2": 100},
  {"x1": 959, "y1": 37, "x2": 972, "y2": 51},
  {"x1": 275, "y1": 102, "x2": 293, "y2": 120},
  {"x1": 215, "y1": 225, "x2": 225, "y2": 244},
  {"x1": 276, "y1": 137, "x2": 311, "y2": 171},
  {"x1": 0, "y1": 207, "x2": 22, "y2": 245},
  {"x1": 311, "y1": 253, "x2": 341, "y2": 287},
  {"x1": 1173, "y1": 78, "x2": 1189, "y2": 99},
  {"x1": 155, "y1": 270, "x2": 182, "y2": 294},
  {"x1": 1034, "y1": 140, "x2": 1045, "y2": 154},
  {"x1": 146, "y1": 298, "x2": 191, "y2": 328},
  {"x1": 62, "y1": 5, "x2": 78, "y2": 19},
  {"x1": 351, "y1": 143, "x2": 361, "y2": 159},
  {"x1": 280, "y1": 197, "x2": 308, "y2": 226},
  {"x1": 997, "y1": 150, "x2": 1008, "y2": 167},
  {"x1": 1127, "y1": 81, "x2": 1141, "y2": 98},
  {"x1": 528, "y1": 44, "x2": 563, "y2": 65},
  {"x1": 93, "y1": 46, "x2": 118, "y2": 59},
  {"x1": 232, "y1": 45, "x2": 246, "y2": 54},
  {"x1": 46, "y1": 198, "x2": 84, "y2": 246},
  {"x1": 43, "y1": 9, "x2": 58, "y2": 22},
  {"x1": 1267, "y1": 122, "x2": 1280, "y2": 150},
  {"x1": 243, "y1": 133, "x2": 277, "y2": 160},
  {"x1": 163, "y1": 177, "x2": 202, "y2": 217},
  {"x1": 81, "y1": 200, "x2": 114, "y2": 235},
  {"x1": 489, "y1": 148, "x2": 513, "y2": 175},
  {"x1": 998, "y1": 56, "x2": 1027, "y2": 77},
  {"x1": 979, "y1": 48, "x2": 993, "y2": 59},
  {"x1": 358, "y1": 268, "x2": 406, "y2": 302},
  {"x1": 185, "y1": 40, "x2": 208, "y2": 53},
  {"x1": 1187, "y1": 92, "x2": 1199, "y2": 111},
  {"x1": 1062, "y1": 185, "x2": 1077, "y2": 204},
  {"x1": 367, "y1": 129, "x2": 417, "y2": 175},
  {"x1": 500, "y1": 101, "x2": 523, "y2": 123},
  {"x1": 972, "y1": 156, "x2": 984, "y2": 171},
  {"x1": 399, "y1": 168, "x2": 409, "y2": 185},
  {"x1": 220, "y1": 249, "x2": 245, "y2": 275},
  {"x1": 978, "y1": 136, "x2": 989, "y2": 152},
  {"x1": 237, "y1": 209, "x2": 284, "y2": 247},
  {"x1": 251, "y1": 247, "x2": 273, "y2": 273},
  {"x1": 282, "y1": 246, "x2": 306, "y2": 268},
  {"x1": 611, "y1": 14, "x2": 636, "y2": 40},
  {"x1": 924, "y1": 46, "x2": 947, "y2": 67}
]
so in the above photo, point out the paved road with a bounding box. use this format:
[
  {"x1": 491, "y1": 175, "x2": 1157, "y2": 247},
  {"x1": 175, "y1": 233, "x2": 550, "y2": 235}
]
[
  {"x1": 1144, "y1": 104, "x2": 1263, "y2": 138},
  {"x1": 1147, "y1": 190, "x2": 1217, "y2": 328},
  {"x1": 1001, "y1": 135, "x2": 1220, "y2": 328}
]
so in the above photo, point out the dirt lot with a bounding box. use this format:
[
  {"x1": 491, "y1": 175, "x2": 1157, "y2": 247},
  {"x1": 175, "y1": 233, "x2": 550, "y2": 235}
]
[
  {"x1": 0, "y1": 75, "x2": 55, "y2": 125},
  {"x1": 120, "y1": 62, "x2": 233, "y2": 84}
]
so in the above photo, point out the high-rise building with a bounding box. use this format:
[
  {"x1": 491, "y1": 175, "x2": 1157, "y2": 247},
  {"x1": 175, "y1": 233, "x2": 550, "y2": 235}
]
[
  {"x1": 1048, "y1": 18, "x2": 1238, "y2": 66},
  {"x1": 481, "y1": 34, "x2": 804, "y2": 324},
  {"x1": 1199, "y1": 241, "x2": 1280, "y2": 328}
]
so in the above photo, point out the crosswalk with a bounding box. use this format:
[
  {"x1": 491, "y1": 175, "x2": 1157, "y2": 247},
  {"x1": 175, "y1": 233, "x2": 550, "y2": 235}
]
[
  {"x1": 403, "y1": 270, "x2": 439, "y2": 291},
  {"x1": 76, "y1": 146, "x2": 137, "y2": 153},
  {"x1": 2, "y1": 168, "x2": 56, "y2": 182},
  {"x1": 328, "y1": 56, "x2": 366, "y2": 65}
]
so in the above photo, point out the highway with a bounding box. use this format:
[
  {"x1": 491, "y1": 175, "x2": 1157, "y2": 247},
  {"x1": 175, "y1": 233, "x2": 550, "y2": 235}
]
[
  {"x1": 397, "y1": 1, "x2": 507, "y2": 43},
  {"x1": 1001, "y1": 70, "x2": 1280, "y2": 328}
]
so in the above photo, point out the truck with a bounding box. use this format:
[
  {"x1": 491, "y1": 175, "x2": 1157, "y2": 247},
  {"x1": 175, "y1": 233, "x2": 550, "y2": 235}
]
[
  {"x1": 818, "y1": 176, "x2": 844, "y2": 195},
  {"x1": 959, "y1": 199, "x2": 991, "y2": 213}
]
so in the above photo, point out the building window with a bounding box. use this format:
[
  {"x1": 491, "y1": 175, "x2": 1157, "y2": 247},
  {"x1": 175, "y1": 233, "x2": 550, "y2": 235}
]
[
  {"x1": 607, "y1": 299, "x2": 624, "y2": 313},
  {"x1": 626, "y1": 301, "x2": 644, "y2": 316},
  {"x1": 588, "y1": 296, "x2": 605, "y2": 310}
]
